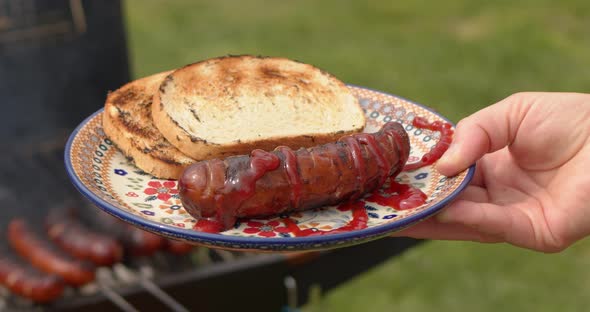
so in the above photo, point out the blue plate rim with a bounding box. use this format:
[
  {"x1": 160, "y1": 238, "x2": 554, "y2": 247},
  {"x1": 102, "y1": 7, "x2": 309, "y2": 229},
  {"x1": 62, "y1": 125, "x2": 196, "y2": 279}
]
[{"x1": 64, "y1": 85, "x2": 475, "y2": 249}]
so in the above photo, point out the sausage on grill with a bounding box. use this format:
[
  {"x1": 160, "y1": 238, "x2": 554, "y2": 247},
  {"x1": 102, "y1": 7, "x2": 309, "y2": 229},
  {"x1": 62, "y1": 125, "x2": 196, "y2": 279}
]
[
  {"x1": 8, "y1": 218, "x2": 95, "y2": 286},
  {"x1": 46, "y1": 208, "x2": 123, "y2": 267},
  {"x1": 0, "y1": 253, "x2": 65, "y2": 303},
  {"x1": 179, "y1": 122, "x2": 410, "y2": 230},
  {"x1": 87, "y1": 209, "x2": 167, "y2": 257}
]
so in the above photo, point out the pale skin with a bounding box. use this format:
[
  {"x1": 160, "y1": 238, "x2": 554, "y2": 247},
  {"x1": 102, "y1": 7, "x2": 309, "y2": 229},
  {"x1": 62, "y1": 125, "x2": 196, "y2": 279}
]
[{"x1": 393, "y1": 92, "x2": 590, "y2": 253}]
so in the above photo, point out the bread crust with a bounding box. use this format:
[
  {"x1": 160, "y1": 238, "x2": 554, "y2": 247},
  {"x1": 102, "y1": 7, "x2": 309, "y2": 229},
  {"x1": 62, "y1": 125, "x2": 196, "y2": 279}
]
[
  {"x1": 102, "y1": 71, "x2": 195, "y2": 179},
  {"x1": 152, "y1": 55, "x2": 366, "y2": 160}
]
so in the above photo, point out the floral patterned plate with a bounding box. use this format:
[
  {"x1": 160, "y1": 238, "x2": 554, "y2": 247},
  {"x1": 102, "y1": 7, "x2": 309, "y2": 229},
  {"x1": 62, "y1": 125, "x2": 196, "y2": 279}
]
[{"x1": 65, "y1": 85, "x2": 474, "y2": 252}]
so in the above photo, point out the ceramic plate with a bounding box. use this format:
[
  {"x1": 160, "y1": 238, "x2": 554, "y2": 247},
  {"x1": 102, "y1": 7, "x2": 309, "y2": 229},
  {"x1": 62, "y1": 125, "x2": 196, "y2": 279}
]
[{"x1": 65, "y1": 86, "x2": 474, "y2": 252}]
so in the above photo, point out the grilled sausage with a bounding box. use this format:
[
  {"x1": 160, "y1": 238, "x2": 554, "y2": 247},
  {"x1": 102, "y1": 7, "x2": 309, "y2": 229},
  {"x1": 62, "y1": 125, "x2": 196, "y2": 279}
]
[
  {"x1": 179, "y1": 122, "x2": 410, "y2": 230},
  {"x1": 86, "y1": 209, "x2": 167, "y2": 257},
  {"x1": 0, "y1": 253, "x2": 65, "y2": 303},
  {"x1": 8, "y1": 218, "x2": 95, "y2": 286},
  {"x1": 46, "y1": 209, "x2": 123, "y2": 267}
]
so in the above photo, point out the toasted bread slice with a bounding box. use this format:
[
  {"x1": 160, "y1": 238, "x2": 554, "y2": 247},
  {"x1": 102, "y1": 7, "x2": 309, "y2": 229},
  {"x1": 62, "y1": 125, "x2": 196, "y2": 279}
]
[
  {"x1": 152, "y1": 55, "x2": 366, "y2": 160},
  {"x1": 103, "y1": 71, "x2": 196, "y2": 179}
]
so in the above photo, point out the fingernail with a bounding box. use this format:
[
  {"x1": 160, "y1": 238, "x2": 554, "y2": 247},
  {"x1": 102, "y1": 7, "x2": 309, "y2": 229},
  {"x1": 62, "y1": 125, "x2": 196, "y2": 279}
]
[
  {"x1": 435, "y1": 143, "x2": 458, "y2": 173},
  {"x1": 439, "y1": 142, "x2": 457, "y2": 164}
]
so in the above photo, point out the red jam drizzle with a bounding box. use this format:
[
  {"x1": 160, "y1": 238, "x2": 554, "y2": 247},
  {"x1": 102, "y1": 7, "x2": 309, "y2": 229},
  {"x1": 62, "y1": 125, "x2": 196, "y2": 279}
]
[
  {"x1": 214, "y1": 149, "x2": 281, "y2": 229},
  {"x1": 193, "y1": 218, "x2": 224, "y2": 233},
  {"x1": 282, "y1": 201, "x2": 368, "y2": 237},
  {"x1": 194, "y1": 179, "x2": 425, "y2": 235},
  {"x1": 403, "y1": 116, "x2": 454, "y2": 172},
  {"x1": 341, "y1": 136, "x2": 367, "y2": 197},
  {"x1": 281, "y1": 180, "x2": 426, "y2": 237},
  {"x1": 366, "y1": 180, "x2": 427, "y2": 210},
  {"x1": 192, "y1": 121, "x2": 428, "y2": 235},
  {"x1": 357, "y1": 133, "x2": 391, "y2": 186},
  {"x1": 239, "y1": 149, "x2": 281, "y2": 194},
  {"x1": 276, "y1": 146, "x2": 303, "y2": 209}
]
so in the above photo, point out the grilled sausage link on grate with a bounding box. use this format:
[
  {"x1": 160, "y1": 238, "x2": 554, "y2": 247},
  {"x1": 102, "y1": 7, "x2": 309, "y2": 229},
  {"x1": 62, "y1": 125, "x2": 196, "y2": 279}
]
[
  {"x1": 0, "y1": 253, "x2": 65, "y2": 303},
  {"x1": 45, "y1": 208, "x2": 124, "y2": 267},
  {"x1": 8, "y1": 218, "x2": 96, "y2": 286}
]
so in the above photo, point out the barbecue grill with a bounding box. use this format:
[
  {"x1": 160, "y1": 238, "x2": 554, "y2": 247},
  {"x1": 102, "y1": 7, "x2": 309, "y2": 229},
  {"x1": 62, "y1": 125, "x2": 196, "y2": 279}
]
[{"x1": 0, "y1": 1, "x2": 422, "y2": 311}]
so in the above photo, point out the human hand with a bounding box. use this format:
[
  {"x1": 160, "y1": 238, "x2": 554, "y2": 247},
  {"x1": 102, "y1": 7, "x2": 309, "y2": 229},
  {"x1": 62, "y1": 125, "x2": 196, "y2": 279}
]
[{"x1": 393, "y1": 92, "x2": 590, "y2": 252}]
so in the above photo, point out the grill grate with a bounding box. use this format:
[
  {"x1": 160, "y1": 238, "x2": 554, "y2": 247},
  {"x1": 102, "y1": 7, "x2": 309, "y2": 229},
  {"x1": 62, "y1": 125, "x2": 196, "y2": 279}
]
[{"x1": 0, "y1": 136, "x2": 286, "y2": 311}]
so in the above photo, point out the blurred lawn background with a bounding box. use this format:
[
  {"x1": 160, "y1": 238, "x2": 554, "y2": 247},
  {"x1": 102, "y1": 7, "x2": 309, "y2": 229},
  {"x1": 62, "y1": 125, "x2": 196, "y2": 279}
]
[{"x1": 124, "y1": 0, "x2": 590, "y2": 311}]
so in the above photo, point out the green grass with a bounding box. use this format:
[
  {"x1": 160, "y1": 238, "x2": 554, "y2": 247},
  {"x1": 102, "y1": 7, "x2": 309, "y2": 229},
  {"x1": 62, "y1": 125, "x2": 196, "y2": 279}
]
[
  {"x1": 124, "y1": 1, "x2": 590, "y2": 311},
  {"x1": 306, "y1": 240, "x2": 590, "y2": 312}
]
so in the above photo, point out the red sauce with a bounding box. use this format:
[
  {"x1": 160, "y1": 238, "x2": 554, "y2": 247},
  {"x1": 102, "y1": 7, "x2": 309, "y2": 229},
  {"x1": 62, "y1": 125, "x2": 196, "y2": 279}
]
[
  {"x1": 366, "y1": 180, "x2": 427, "y2": 210},
  {"x1": 237, "y1": 149, "x2": 281, "y2": 194},
  {"x1": 276, "y1": 146, "x2": 303, "y2": 209},
  {"x1": 193, "y1": 218, "x2": 224, "y2": 233},
  {"x1": 357, "y1": 133, "x2": 391, "y2": 186},
  {"x1": 282, "y1": 201, "x2": 368, "y2": 237},
  {"x1": 195, "y1": 201, "x2": 369, "y2": 237},
  {"x1": 191, "y1": 121, "x2": 427, "y2": 236},
  {"x1": 215, "y1": 149, "x2": 281, "y2": 229},
  {"x1": 403, "y1": 116, "x2": 453, "y2": 172},
  {"x1": 341, "y1": 136, "x2": 367, "y2": 197},
  {"x1": 195, "y1": 178, "x2": 425, "y2": 236}
]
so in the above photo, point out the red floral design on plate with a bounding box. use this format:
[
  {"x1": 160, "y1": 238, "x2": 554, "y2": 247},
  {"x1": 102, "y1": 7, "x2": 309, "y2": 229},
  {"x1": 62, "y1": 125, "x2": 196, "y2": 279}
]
[
  {"x1": 243, "y1": 220, "x2": 290, "y2": 237},
  {"x1": 144, "y1": 181, "x2": 178, "y2": 201}
]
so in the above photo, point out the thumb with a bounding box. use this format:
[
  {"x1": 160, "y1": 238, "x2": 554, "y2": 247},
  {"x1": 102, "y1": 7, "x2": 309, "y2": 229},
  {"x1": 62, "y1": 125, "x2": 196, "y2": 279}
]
[{"x1": 435, "y1": 92, "x2": 535, "y2": 176}]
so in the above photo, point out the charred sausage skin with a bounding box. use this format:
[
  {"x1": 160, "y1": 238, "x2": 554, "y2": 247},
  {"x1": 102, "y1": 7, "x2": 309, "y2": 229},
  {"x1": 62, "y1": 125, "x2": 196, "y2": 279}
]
[
  {"x1": 46, "y1": 209, "x2": 123, "y2": 267},
  {"x1": 0, "y1": 254, "x2": 65, "y2": 303},
  {"x1": 179, "y1": 122, "x2": 410, "y2": 230},
  {"x1": 8, "y1": 219, "x2": 96, "y2": 286}
]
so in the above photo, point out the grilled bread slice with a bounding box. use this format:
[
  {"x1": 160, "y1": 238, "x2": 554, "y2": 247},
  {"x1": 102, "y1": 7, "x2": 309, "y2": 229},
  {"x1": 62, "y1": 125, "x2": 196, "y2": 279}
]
[
  {"x1": 152, "y1": 55, "x2": 366, "y2": 160},
  {"x1": 103, "y1": 71, "x2": 196, "y2": 179}
]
